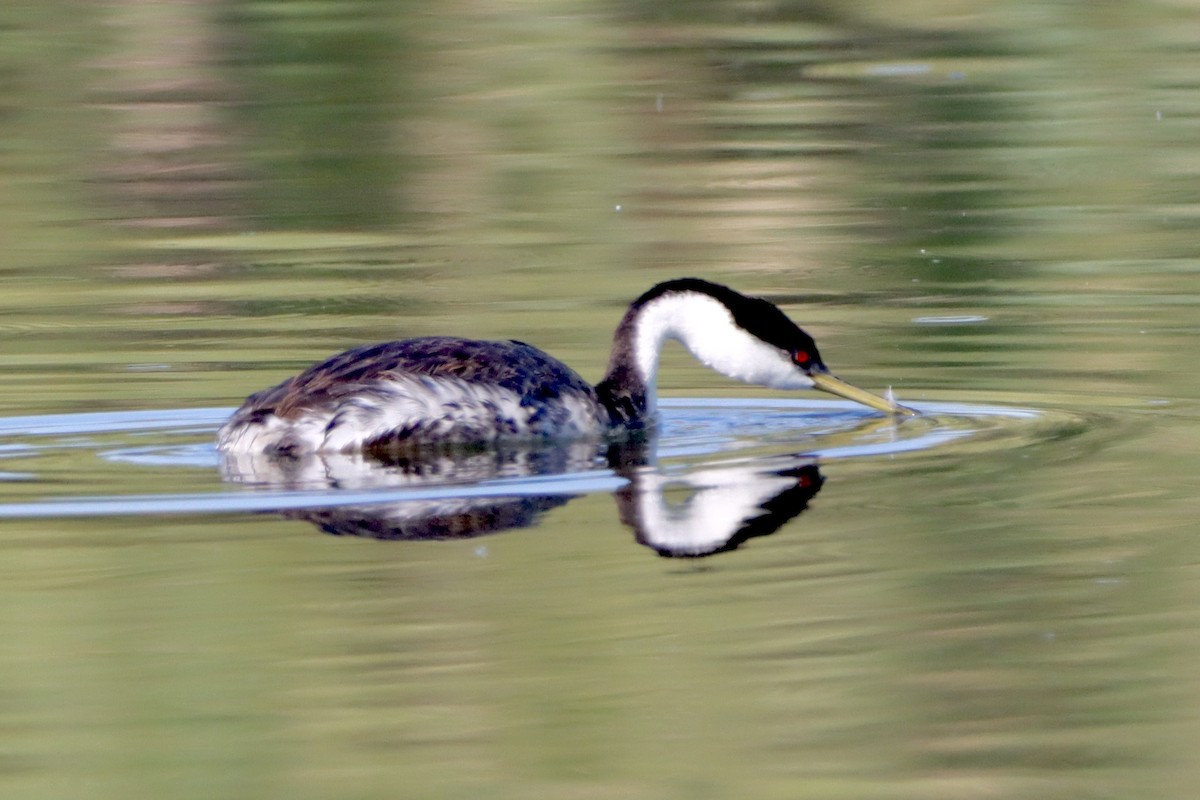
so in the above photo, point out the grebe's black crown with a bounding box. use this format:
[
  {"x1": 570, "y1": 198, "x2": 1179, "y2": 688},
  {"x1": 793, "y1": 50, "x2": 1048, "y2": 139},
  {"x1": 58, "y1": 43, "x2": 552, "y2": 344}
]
[{"x1": 633, "y1": 278, "x2": 825, "y2": 370}]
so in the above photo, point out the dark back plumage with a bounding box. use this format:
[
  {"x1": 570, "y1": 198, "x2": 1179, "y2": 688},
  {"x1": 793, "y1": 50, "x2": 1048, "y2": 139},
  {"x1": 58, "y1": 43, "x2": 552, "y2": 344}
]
[{"x1": 254, "y1": 336, "x2": 596, "y2": 420}]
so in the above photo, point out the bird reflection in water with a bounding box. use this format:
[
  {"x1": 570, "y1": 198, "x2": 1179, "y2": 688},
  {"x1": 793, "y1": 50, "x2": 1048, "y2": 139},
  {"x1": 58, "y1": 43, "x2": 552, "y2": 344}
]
[
  {"x1": 616, "y1": 462, "x2": 822, "y2": 558},
  {"x1": 218, "y1": 439, "x2": 823, "y2": 559}
]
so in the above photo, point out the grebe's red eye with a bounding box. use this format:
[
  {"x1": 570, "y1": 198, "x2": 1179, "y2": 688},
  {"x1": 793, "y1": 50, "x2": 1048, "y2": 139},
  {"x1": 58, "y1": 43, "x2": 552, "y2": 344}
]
[{"x1": 792, "y1": 350, "x2": 810, "y2": 366}]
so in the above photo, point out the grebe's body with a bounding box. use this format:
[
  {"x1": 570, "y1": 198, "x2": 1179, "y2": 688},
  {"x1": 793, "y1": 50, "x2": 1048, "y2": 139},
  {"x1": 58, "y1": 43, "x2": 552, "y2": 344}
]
[
  {"x1": 217, "y1": 337, "x2": 608, "y2": 454},
  {"x1": 217, "y1": 278, "x2": 912, "y2": 455}
]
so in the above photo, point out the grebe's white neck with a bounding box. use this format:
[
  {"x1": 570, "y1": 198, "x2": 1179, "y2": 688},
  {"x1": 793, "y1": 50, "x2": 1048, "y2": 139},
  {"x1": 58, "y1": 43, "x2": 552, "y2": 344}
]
[
  {"x1": 632, "y1": 292, "x2": 815, "y2": 410},
  {"x1": 595, "y1": 280, "x2": 821, "y2": 429}
]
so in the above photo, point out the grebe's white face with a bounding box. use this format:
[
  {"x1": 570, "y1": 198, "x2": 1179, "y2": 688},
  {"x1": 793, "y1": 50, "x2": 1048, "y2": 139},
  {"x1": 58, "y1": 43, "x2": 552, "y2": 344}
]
[
  {"x1": 629, "y1": 288, "x2": 914, "y2": 416},
  {"x1": 633, "y1": 292, "x2": 815, "y2": 392}
]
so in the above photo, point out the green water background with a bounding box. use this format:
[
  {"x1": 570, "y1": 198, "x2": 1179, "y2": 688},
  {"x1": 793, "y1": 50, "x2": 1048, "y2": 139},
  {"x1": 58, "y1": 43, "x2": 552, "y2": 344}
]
[{"x1": 2, "y1": 2, "x2": 1199, "y2": 798}]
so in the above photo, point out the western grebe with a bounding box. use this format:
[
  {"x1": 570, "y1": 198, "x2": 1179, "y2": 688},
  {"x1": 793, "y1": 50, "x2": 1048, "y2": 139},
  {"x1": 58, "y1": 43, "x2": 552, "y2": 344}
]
[{"x1": 216, "y1": 278, "x2": 916, "y2": 455}]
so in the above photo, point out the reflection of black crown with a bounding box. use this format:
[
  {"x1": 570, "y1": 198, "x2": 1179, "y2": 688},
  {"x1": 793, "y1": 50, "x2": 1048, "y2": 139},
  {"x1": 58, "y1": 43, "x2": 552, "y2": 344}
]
[{"x1": 621, "y1": 463, "x2": 823, "y2": 558}]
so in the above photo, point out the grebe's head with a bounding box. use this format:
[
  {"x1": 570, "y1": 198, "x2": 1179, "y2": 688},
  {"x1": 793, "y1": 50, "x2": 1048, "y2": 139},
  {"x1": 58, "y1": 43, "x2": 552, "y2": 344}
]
[{"x1": 632, "y1": 279, "x2": 916, "y2": 416}]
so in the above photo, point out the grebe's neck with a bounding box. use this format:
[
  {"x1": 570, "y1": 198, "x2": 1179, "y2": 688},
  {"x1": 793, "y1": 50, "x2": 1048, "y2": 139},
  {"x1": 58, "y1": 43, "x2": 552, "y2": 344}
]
[{"x1": 594, "y1": 284, "x2": 814, "y2": 428}]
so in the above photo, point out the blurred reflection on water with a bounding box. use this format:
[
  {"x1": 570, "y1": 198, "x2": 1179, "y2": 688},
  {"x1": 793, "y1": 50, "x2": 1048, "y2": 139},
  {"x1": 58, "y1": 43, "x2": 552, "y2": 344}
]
[{"x1": 2, "y1": 1, "x2": 1200, "y2": 798}]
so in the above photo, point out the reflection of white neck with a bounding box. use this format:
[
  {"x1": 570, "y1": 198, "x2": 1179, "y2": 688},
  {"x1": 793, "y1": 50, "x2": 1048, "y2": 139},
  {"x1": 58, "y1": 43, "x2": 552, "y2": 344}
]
[
  {"x1": 631, "y1": 464, "x2": 801, "y2": 557},
  {"x1": 631, "y1": 293, "x2": 816, "y2": 415}
]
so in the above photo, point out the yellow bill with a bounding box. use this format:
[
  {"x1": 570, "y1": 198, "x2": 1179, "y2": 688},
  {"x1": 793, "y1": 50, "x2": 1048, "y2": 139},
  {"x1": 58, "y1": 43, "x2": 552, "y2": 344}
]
[{"x1": 810, "y1": 372, "x2": 920, "y2": 417}]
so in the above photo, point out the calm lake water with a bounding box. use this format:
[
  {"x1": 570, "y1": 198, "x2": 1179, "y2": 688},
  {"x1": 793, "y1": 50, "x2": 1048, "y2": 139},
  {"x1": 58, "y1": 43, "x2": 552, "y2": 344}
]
[{"x1": 3, "y1": 2, "x2": 1200, "y2": 798}]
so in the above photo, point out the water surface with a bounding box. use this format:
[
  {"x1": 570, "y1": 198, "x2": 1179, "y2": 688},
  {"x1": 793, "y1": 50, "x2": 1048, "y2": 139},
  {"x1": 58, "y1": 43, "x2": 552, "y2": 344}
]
[{"x1": 3, "y1": 3, "x2": 1200, "y2": 799}]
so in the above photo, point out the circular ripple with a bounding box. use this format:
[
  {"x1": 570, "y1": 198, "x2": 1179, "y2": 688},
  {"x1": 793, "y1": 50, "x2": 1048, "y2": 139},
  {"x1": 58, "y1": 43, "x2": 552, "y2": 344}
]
[{"x1": 0, "y1": 400, "x2": 1085, "y2": 518}]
